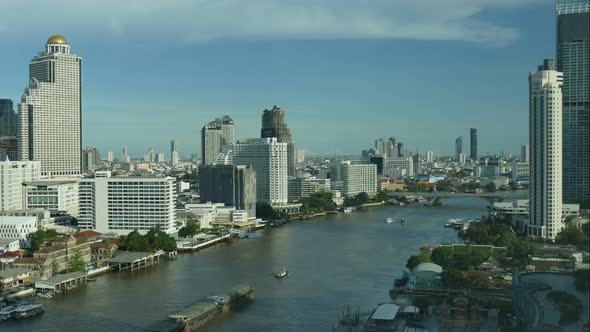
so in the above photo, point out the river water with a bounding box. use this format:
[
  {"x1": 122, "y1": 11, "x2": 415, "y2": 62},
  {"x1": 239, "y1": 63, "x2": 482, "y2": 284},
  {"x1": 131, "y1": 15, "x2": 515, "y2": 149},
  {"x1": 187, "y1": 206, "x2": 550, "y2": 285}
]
[{"x1": 5, "y1": 197, "x2": 487, "y2": 332}]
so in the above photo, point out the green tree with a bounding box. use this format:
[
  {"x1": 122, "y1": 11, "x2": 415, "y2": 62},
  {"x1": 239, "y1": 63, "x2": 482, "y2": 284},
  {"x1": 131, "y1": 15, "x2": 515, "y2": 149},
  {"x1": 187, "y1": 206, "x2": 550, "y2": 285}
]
[
  {"x1": 405, "y1": 251, "x2": 431, "y2": 270},
  {"x1": 555, "y1": 223, "x2": 584, "y2": 245},
  {"x1": 28, "y1": 229, "x2": 59, "y2": 251},
  {"x1": 67, "y1": 253, "x2": 86, "y2": 272},
  {"x1": 373, "y1": 191, "x2": 389, "y2": 203},
  {"x1": 431, "y1": 247, "x2": 454, "y2": 269},
  {"x1": 441, "y1": 269, "x2": 467, "y2": 288},
  {"x1": 484, "y1": 182, "x2": 497, "y2": 192},
  {"x1": 179, "y1": 221, "x2": 199, "y2": 238},
  {"x1": 121, "y1": 230, "x2": 150, "y2": 252}
]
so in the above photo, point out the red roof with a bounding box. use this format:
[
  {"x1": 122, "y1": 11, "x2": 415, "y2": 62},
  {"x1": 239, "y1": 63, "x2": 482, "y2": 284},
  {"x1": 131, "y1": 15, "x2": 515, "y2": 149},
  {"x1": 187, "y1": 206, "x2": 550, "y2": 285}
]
[
  {"x1": 74, "y1": 230, "x2": 103, "y2": 239},
  {"x1": 0, "y1": 252, "x2": 21, "y2": 258}
]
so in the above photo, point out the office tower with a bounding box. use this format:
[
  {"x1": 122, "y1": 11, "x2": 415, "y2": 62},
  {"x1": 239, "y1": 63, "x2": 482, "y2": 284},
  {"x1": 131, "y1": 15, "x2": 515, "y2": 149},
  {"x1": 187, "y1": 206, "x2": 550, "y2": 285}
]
[
  {"x1": 156, "y1": 153, "x2": 166, "y2": 163},
  {"x1": 0, "y1": 100, "x2": 17, "y2": 160},
  {"x1": 232, "y1": 138, "x2": 288, "y2": 205},
  {"x1": 455, "y1": 136, "x2": 463, "y2": 161},
  {"x1": 17, "y1": 35, "x2": 82, "y2": 177},
  {"x1": 557, "y1": 0, "x2": 590, "y2": 205},
  {"x1": 261, "y1": 105, "x2": 296, "y2": 176},
  {"x1": 374, "y1": 138, "x2": 387, "y2": 156},
  {"x1": 121, "y1": 147, "x2": 130, "y2": 163},
  {"x1": 413, "y1": 154, "x2": 423, "y2": 175},
  {"x1": 520, "y1": 144, "x2": 530, "y2": 163},
  {"x1": 527, "y1": 60, "x2": 564, "y2": 239},
  {"x1": 470, "y1": 128, "x2": 477, "y2": 160},
  {"x1": 107, "y1": 151, "x2": 114, "y2": 162},
  {"x1": 361, "y1": 148, "x2": 375, "y2": 161},
  {"x1": 170, "y1": 140, "x2": 179, "y2": 166},
  {"x1": 369, "y1": 156, "x2": 385, "y2": 176},
  {"x1": 296, "y1": 149, "x2": 305, "y2": 164},
  {"x1": 384, "y1": 158, "x2": 414, "y2": 178},
  {"x1": 144, "y1": 148, "x2": 155, "y2": 163},
  {"x1": 201, "y1": 116, "x2": 234, "y2": 165},
  {"x1": 82, "y1": 147, "x2": 100, "y2": 173},
  {"x1": 396, "y1": 143, "x2": 404, "y2": 158},
  {"x1": 386, "y1": 137, "x2": 397, "y2": 158},
  {"x1": 0, "y1": 159, "x2": 41, "y2": 211},
  {"x1": 342, "y1": 161, "x2": 377, "y2": 196},
  {"x1": 199, "y1": 165, "x2": 257, "y2": 217},
  {"x1": 426, "y1": 151, "x2": 434, "y2": 163},
  {"x1": 78, "y1": 171, "x2": 176, "y2": 235}
]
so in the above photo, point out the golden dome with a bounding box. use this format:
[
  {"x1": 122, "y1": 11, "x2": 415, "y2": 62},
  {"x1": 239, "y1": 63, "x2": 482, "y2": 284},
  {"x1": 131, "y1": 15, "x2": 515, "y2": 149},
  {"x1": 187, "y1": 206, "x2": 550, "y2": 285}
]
[{"x1": 47, "y1": 34, "x2": 68, "y2": 44}]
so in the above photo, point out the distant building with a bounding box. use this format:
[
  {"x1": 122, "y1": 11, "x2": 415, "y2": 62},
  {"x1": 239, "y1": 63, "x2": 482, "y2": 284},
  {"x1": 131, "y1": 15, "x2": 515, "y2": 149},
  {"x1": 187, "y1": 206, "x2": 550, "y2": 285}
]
[
  {"x1": 23, "y1": 178, "x2": 79, "y2": 216},
  {"x1": 261, "y1": 105, "x2": 296, "y2": 176},
  {"x1": 0, "y1": 99, "x2": 17, "y2": 161},
  {"x1": 78, "y1": 171, "x2": 176, "y2": 235},
  {"x1": 199, "y1": 165, "x2": 257, "y2": 217},
  {"x1": 121, "y1": 147, "x2": 130, "y2": 163},
  {"x1": 288, "y1": 177, "x2": 331, "y2": 202},
  {"x1": 17, "y1": 35, "x2": 82, "y2": 177},
  {"x1": 520, "y1": 144, "x2": 530, "y2": 163},
  {"x1": 470, "y1": 128, "x2": 477, "y2": 160},
  {"x1": 82, "y1": 148, "x2": 100, "y2": 173},
  {"x1": 107, "y1": 151, "x2": 114, "y2": 162},
  {"x1": 232, "y1": 138, "x2": 288, "y2": 205},
  {"x1": 171, "y1": 140, "x2": 179, "y2": 166},
  {"x1": 455, "y1": 136, "x2": 463, "y2": 161},
  {"x1": 474, "y1": 166, "x2": 500, "y2": 178},
  {"x1": 459, "y1": 153, "x2": 466, "y2": 164},
  {"x1": 201, "y1": 115, "x2": 234, "y2": 165},
  {"x1": 527, "y1": 59, "x2": 564, "y2": 239},
  {"x1": 296, "y1": 149, "x2": 305, "y2": 164},
  {"x1": 0, "y1": 160, "x2": 41, "y2": 211},
  {"x1": 426, "y1": 151, "x2": 434, "y2": 163},
  {"x1": 511, "y1": 161, "x2": 530, "y2": 181},
  {"x1": 342, "y1": 162, "x2": 377, "y2": 197},
  {"x1": 369, "y1": 156, "x2": 385, "y2": 176},
  {"x1": 384, "y1": 158, "x2": 414, "y2": 178}
]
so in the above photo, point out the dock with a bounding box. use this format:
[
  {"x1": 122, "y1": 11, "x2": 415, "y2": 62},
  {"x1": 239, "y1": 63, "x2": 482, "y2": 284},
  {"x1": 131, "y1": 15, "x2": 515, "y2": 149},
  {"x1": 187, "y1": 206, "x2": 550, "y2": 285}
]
[
  {"x1": 35, "y1": 271, "x2": 87, "y2": 294},
  {"x1": 107, "y1": 251, "x2": 162, "y2": 272},
  {"x1": 176, "y1": 233, "x2": 231, "y2": 252}
]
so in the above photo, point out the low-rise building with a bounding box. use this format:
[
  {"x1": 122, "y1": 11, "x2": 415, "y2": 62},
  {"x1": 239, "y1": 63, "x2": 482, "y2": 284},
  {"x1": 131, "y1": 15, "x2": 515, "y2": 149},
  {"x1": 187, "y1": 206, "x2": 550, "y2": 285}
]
[
  {"x1": 0, "y1": 268, "x2": 31, "y2": 290},
  {"x1": 0, "y1": 238, "x2": 20, "y2": 252},
  {"x1": 0, "y1": 216, "x2": 38, "y2": 248},
  {"x1": 90, "y1": 242, "x2": 118, "y2": 264}
]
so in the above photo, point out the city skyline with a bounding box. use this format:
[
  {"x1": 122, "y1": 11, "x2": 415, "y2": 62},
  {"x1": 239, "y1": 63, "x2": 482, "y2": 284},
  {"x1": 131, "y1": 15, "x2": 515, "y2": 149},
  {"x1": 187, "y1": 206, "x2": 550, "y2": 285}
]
[{"x1": 0, "y1": 1, "x2": 556, "y2": 156}]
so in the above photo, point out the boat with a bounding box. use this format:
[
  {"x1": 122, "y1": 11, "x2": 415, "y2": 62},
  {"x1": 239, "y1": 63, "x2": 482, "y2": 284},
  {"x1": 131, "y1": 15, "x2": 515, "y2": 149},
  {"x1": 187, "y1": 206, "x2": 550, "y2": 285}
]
[
  {"x1": 168, "y1": 302, "x2": 220, "y2": 331},
  {"x1": 400, "y1": 218, "x2": 407, "y2": 224},
  {"x1": 343, "y1": 207, "x2": 354, "y2": 213},
  {"x1": 13, "y1": 303, "x2": 44, "y2": 319},
  {"x1": 386, "y1": 218, "x2": 394, "y2": 224},
  {"x1": 245, "y1": 233, "x2": 262, "y2": 239},
  {"x1": 37, "y1": 292, "x2": 52, "y2": 299},
  {"x1": 0, "y1": 305, "x2": 18, "y2": 321},
  {"x1": 86, "y1": 277, "x2": 97, "y2": 282},
  {"x1": 420, "y1": 245, "x2": 432, "y2": 252},
  {"x1": 274, "y1": 266, "x2": 288, "y2": 279}
]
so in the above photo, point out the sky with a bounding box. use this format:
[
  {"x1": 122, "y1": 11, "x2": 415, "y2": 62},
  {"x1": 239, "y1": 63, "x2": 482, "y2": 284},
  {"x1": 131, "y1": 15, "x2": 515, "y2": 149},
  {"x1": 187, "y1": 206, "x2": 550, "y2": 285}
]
[{"x1": 0, "y1": 0, "x2": 556, "y2": 157}]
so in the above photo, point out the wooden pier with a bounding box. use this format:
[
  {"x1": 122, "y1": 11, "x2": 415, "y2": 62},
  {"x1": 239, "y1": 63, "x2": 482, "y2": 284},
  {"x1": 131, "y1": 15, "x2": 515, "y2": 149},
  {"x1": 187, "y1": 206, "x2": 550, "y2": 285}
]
[{"x1": 107, "y1": 251, "x2": 163, "y2": 273}]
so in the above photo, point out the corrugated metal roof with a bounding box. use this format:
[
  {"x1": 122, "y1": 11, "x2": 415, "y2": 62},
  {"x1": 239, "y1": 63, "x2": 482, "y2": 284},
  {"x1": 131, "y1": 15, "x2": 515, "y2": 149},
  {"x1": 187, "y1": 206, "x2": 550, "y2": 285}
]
[{"x1": 371, "y1": 303, "x2": 399, "y2": 321}]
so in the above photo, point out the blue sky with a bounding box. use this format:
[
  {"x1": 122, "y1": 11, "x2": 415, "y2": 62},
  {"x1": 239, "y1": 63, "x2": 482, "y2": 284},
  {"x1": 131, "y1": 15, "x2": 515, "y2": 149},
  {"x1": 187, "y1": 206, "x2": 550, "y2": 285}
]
[{"x1": 0, "y1": 0, "x2": 555, "y2": 157}]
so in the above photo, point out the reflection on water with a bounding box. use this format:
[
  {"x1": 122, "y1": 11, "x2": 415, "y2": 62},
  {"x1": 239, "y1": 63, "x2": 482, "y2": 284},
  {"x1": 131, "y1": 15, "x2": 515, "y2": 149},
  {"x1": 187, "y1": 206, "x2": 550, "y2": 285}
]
[{"x1": 5, "y1": 197, "x2": 487, "y2": 332}]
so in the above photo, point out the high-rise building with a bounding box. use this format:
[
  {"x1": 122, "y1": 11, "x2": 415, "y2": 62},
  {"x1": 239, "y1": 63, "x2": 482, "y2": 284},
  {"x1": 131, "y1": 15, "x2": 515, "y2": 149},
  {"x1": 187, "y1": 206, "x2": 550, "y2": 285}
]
[
  {"x1": 384, "y1": 158, "x2": 414, "y2": 178},
  {"x1": 0, "y1": 99, "x2": 16, "y2": 137},
  {"x1": 342, "y1": 162, "x2": 377, "y2": 196},
  {"x1": 144, "y1": 148, "x2": 154, "y2": 163},
  {"x1": 78, "y1": 171, "x2": 176, "y2": 235},
  {"x1": 23, "y1": 178, "x2": 79, "y2": 216},
  {"x1": 261, "y1": 105, "x2": 296, "y2": 176},
  {"x1": 107, "y1": 151, "x2": 114, "y2": 163},
  {"x1": 121, "y1": 147, "x2": 130, "y2": 163},
  {"x1": 199, "y1": 164, "x2": 257, "y2": 217},
  {"x1": 387, "y1": 137, "x2": 397, "y2": 158},
  {"x1": 455, "y1": 136, "x2": 463, "y2": 161},
  {"x1": 527, "y1": 60, "x2": 564, "y2": 239},
  {"x1": 171, "y1": 140, "x2": 179, "y2": 166},
  {"x1": 82, "y1": 147, "x2": 100, "y2": 173},
  {"x1": 374, "y1": 138, "x2": 387, "y2": 156},
  {"x1": 0, "y1": 159, "x2": 41, "y2": 211},
  {"x1": 426, "y1": 151, "x2": 434, "y2": 163},
  {"x1": 459, "y1": 153, "x2": 467, "y2": 164},
  {"x1": 396, "y1": 143, "x2": 404, "y2": 158},
  {"x1": 232, "y1": 138, "x2": 288, "y2": 205},
  {"x1": 201, "y1": 116, "x2": 234, "y2": 165},
  {"x1": 470, "y1": 128, "x2": 477, "y2": 160},
  {"x1": 296, "y1": 149, "x2": 305, "y2": 164},
  {"x1": 557, "y1": 0, "x2": 590, "y2": 205},
  {"x1": 520, "y1": 144, "x2": 530, "y2": 163},
  {"x1": 17, "y1": 35, "x2": 82, "y2": 177}
]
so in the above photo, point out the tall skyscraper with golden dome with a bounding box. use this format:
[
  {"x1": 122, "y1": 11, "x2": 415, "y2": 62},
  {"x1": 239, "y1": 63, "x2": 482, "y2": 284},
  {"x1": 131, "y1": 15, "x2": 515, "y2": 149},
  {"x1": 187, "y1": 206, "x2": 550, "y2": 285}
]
[{"x1": 17, "y1": 35, "x2": 82, "y2": 176}]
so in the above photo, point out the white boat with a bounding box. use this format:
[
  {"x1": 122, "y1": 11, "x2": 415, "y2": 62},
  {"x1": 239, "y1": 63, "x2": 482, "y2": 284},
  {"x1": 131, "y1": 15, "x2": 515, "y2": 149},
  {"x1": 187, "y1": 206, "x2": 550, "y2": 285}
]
[
  {"x1": 274, "y1": 266, "x2": 288, "y2": 279},
  {"x1": 386, "y1": 218, "x2": 394, "y2": 224},
  {"x1": 343, "y1": 207, "x2": 354, "y2": 213}
]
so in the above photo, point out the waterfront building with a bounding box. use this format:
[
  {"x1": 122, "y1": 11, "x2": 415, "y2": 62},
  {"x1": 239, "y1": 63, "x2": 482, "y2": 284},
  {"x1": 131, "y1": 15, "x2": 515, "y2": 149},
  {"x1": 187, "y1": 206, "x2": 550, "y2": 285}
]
[
  {"x1": 82, "y1": 147, "x2": 100, "y2": 173},
  {"x1": 0, "y1": 159, "x2": 41, "y2": 211},
  {"x1": 17, "y1": 35, "x2": 82, "y2": 177},
  {"x1": 511, "y1": 161, "x2": 530, "y2": 181},
  {"x1": 557, "y1": 0, "x2": 590, "y2": 205},
  {"x1": 342, "y1": 161, "x2": 377, "y2": 197},
  {"x1": 426, "y1": 151, "x2": 434, "y2": 163},
  {"x1": 232, "y1": 138, "x2": 288, "y2": 205},
  {"x1": 0, "y1": 216, "x2": 37, "y2": 248},
  {"x1": 201, "y1": 115, "x2": 234, "y2": 165},
  {"x1": 383, "y1": 158, "x2": 414, "y2": 178},
  {"x1": 520, "y1": 144, "x2": 530, "y2": 163},
  {"x1": 199, "y1": 164, "x2": 257, "y2": 217},
  {"x1": 288, "y1": 177, "x2": 331, "y2": 202},
  {"x1": 527, "y1": 59, "x2": 564, "y2": 239},
  {"x1": 455, "y1": 136, "x2": 463, "y2": 161},
  {"x1": 470, "y1": 128, "x2": 477, "y2": 161},
  {"x1": 23, "y1": 178, "x2": 79, "y2": 216},
  {"x1": 78, "y1": 171, "x2": 176, "y2": 235},
  {"x1": 261, "y1": 106, "x2": 296, "y2": 176}
]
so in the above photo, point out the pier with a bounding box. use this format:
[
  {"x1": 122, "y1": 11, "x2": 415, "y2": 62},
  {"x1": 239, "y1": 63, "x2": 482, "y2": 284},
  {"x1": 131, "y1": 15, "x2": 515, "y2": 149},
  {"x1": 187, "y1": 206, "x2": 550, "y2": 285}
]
[
  {"x1": 107, "y1": 252, "x2": 162, "y2": 272},
  {"x1": 176, "y1": 233, "x2": 231, "y2": 252},
  {"x1": 35, "y1": 271, "x2": 87, "y2": 294}
]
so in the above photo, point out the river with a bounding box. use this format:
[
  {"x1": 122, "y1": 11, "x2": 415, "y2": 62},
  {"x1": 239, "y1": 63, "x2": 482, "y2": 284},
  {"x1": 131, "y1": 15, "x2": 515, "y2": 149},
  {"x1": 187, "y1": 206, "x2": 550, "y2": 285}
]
[{"x1": 5, "y1": 197, "x2": 488, "y2": 331}]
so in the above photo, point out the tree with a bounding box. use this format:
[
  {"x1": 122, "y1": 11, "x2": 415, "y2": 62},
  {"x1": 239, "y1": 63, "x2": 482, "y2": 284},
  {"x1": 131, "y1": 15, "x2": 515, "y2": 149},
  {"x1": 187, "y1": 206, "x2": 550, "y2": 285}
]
[
  {"x1": 484, "y1": 182, "x2": 497, "y2": 192},
  {"x1": 435, "y1": 180, "x2": 453, "y2": 192},
  {"x1": 356, "y1": 192, "x2": 370, "y2": 204},
  {"x1": 67, "y1": 253, "x2": 86, "y2": 272},
  {"x1": 28, "y1": 229, "x2": 59, "y2": 251},
  {"x1": 373, "y1": 191, "x2": 389, "y2": 203},
  {"x1": 555, "y1": 224, "x2": 584, "y2": 245},
  {"x1": 179, "y1": 221, "x2": 199, "y2": 238},
  {"x1": 465, "y1": 271, "x2": 490, "y2": 288},
  {"x1": 441, "y1": 269, "x2": 467, "y2": 288},
  {"x1": 431, "y1": 247, "x2": 454, "y2": 269},
  {"x1": 121, "y1": 230, "x2": 150, "y2": 252},
  {"x1": 406, "y1": 251, "x2": 431, "y2": 270}
]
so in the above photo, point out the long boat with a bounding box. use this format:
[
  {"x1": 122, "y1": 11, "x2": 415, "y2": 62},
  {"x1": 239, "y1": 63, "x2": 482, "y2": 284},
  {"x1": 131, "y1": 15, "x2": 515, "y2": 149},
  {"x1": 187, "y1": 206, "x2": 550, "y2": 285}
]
[
  {"x1": 0, "y1": 305, "x2": 18, "y2": 321},
  {"x1": 13, "y1": 303, "x2": 44, "y2": 319}
]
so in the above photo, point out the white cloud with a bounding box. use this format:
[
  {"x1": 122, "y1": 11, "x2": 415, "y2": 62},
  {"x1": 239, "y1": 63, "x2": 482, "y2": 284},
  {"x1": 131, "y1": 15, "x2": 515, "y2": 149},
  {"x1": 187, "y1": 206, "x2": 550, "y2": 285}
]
[{"x1": 0, "y1": 0, "x2": 549, "y2": 46}]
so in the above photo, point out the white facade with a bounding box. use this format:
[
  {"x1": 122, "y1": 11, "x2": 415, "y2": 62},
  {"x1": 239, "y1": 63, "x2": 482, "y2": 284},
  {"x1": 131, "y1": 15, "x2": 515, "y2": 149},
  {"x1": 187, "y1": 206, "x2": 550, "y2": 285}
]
[
  {"x1": 527, "y1": 62, "x2": 563, "y2": 239},
  {"x1": 511, "y1": 161, "x2": 530, "y2": 180},
  {"x1": 0, "y1": 160, "x2": 41, "y2": 211},
  {"x1": 107, "y1": 151, "x2": 114, "y2": 162},
  {"x1": 459, "y1": 153, "x2": 466, "y2": 164},
  {"x1": 78, "y1": 171, "x2": 176, "y2": 235},
  {"x1": 426, "y1": 151, "x2": 434, "y2": 163},
  {"x1": 17, "y1": 35, "x2": 82, "y2": 177},
  {"x1": 232, "y1": 138, "x2": 288, "y2": 205},
  {"x1": 23, "y1": 179, "x2": 79, "y2": 216},
  {"x1": 342, "y1": 162, "x2": 377, "y2": 196},
  {"x1": 0, "y1": 216, "x2": 38, "y2": 248},
  {"x1": 384, "y1": 158, "x2": 414, "y2": 178}
]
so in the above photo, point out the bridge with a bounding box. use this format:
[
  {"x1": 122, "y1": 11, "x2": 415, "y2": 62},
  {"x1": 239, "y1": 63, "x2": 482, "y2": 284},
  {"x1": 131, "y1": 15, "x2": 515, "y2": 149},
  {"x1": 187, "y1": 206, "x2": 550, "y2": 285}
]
[{"x1": 387, "y1": 191, "x2": 528, "y2": 206}]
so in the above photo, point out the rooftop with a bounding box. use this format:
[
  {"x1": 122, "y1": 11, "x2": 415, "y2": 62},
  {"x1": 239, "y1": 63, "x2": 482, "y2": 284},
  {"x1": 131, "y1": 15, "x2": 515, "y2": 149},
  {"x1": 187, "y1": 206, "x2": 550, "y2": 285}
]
[
  {"x1": 0, "y1": 268, "x2": 32, "y2": 279},
  {"x1": 412, "y1": 262, "x2": 443, "y2": 275},
  {"x1": 371, "y1": 303, "x2": 400, "y2": 321},
  {"x1": 108, "y1": 251, "x2": 160, "y2": 264},
  {"x1": 74, "y1": 230, "x2": 103, "y2": 239},
  {"x1": 23, "y1": 179, "x2": 78, "y2": 186}
]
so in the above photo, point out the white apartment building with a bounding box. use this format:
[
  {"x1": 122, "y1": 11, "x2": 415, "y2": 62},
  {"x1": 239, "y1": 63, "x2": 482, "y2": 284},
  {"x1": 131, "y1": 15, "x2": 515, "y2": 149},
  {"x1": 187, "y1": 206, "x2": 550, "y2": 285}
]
[
  {"x1": 78, "y1": 171, "x2": 176, "y2": 235},
  {"x1": 342, "y1": 162, "x2": 377, "y2": 196},
  {"x1": 23, "y1": 178, "x2": 79, "y2": 216},
  {"x1": 527, "y1": 60, "x2": 563, "y2": 239},
  {"x1": 426, "y1": 151, "x2": 434, "y2": 163},
  {"x1": 511, "y1": 161, "x2": 530, "y2": 181},
  {"x1": 17, "y1": 35, "x2": 82, "y2": 177},
  {"x1": 0, "y1": 216, "x2": 38, "y2": 248},
  {"x1": 0, "y1": 160, "x2": 41, "y2": 211},
  {"x1": 383, "y1": 158, "x2": 414, "y2": 178},
  {"x1": 232, "y1": 138, "x2": 288, "y2": 205}
]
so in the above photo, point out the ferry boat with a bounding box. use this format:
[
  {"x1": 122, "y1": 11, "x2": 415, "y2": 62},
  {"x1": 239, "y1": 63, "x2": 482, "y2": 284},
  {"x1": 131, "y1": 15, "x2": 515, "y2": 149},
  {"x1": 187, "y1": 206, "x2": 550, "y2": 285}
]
[
  {"x1": 0, "y1": 305, "x2": 17, "y2": 321},
  {"x1": 386, "y1": 218, "x2": 394, "y2": 224},
  {"x1": 13, "y1": 303, "x2": 44, "y2": 319},
  {"x1": 274, "y1": 266, "x2": 288, "y2": 279}
]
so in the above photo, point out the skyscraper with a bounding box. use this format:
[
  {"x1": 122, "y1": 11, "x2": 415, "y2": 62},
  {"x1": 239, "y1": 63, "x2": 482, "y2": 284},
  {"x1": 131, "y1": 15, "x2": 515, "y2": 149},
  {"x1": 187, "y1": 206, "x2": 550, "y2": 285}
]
[
  {"x1": 201, "y1": 116, "x2": 234, "y2": 165},
  {"x1": 426, "y1": 151, "x2": 434, "y2": 163},
  {"x1": 556, "y1": 0, "x2": 590, "y2": 205},
  {"x1": 0, "y1": 99, "x2": 17, "y2": 161},
  {"x1": 199, "y1": 164, "x2": 257, "y2": 217},
  {"x1": 121, "y1": 147, "x2": 130, "y2": 163},
  {"x1": 232, "y1": 138, "x2": 288, "y2": 205},
  {"x1": 386, "y1": 137, "x2": 397, "y2": 158},
  {"x1": 170, "y1": 140, "x2": 179, "y2": 166},
  {"x1": 521, "y1": 144, "x2": 530, "y2": 163},
  {"x1": 527, "y1": 60, "x2": 564, "y2": 239},
  {"x1": 455, "y1": 136, "x2": 463, "y2": 161},
  {"x1": 82, "y1": 147, "x2": 100, "y2": 173},
  {"x1": 470, "y1": 128, "x2": 477, "y2": 160},
  {"x1": 17, "y1": 35, "x2": 82, "y2": 176},
  {"x1": 261, "y1": 105, "x2": 296, "y2": 176}
]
